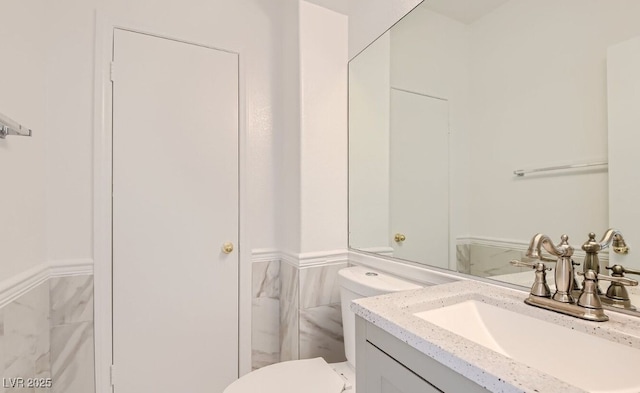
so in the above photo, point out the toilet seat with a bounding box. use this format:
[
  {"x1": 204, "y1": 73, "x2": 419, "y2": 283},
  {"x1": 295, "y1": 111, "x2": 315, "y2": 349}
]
[{"x1": 223, "y1": 358, "x2": 347, "y2": 393}]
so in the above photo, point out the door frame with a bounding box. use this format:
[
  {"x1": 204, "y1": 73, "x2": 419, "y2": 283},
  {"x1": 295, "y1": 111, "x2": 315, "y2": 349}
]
[{"x1": 92, "y1": 13, "x2": 251, "y2": 393}]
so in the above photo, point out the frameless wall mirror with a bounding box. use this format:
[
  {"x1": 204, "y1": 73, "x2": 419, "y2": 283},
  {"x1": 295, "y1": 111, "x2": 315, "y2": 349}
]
[{"x1": 348, "y1": 0, "x2": 640, "y2": 314}]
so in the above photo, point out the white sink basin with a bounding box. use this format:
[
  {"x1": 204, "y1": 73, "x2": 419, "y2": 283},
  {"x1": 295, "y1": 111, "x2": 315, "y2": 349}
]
[{"x1": 415, "y1": 300, "x2": 640, "y2": 393}]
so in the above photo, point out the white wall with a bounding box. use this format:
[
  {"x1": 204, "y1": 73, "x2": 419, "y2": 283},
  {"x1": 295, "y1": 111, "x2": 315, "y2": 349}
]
[
  {"x1": 348, "y1": 32, "x2": 391, "y2": 251},
  {"x1": 43, "y1": 0, "x2": 287, "y2": 263},
  {"x1": 279, "y1": 0, "x2": 303, "y2": 255},
  {"x1": 299, "y1": 1, "x2": 349, "y2": 254},
  {"x1": 348, "y1": 0, "x2": 422, "y2": 60},
  {"x1": 467, "y1": 0, "x2": 640, "y2": 244},
  {"x1": 304, "y1": 0, "x2": 348, "y2": 15},
  {"x1": 0, "y1": 0, "x2": 47, "y2": 283}
]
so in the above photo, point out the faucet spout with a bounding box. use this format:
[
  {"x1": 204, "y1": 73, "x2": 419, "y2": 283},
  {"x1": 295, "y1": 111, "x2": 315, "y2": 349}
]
[
  {"x1": 526, "y1": 233, "x2": 574, "y2": 259},
  {"x1": 582, "y1": 228, "x2": 628, "y2": 252}
]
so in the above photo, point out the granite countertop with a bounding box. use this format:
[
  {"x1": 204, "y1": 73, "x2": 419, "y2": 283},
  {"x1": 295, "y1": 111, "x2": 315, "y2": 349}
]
[{"x1": 352, "y1": 280, "x2": 640, "y2": 393}]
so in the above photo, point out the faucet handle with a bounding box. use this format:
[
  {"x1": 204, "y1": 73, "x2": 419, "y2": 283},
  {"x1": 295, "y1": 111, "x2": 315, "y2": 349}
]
[
  {"x1": 606, "y1": 264, "x2": 640, "y2": 277},
  {"x1": 510, "y1": 260, "x2": 551, "y2": 271},
  {"x1": 577, "y1": 269, "x2": 638, "y2": 311},
  {"x1": 602, "y1": 265, "x2": 640, "y2": 310},
  {"x1": 577, "y1": 269, "x2": 605, "y2": 310},
  {"x1": 510, "y1": 260, "x2": 551, "y2": 298},
  {"x1": 578, "y1": 270, "x2": 639, "y2": 287}
]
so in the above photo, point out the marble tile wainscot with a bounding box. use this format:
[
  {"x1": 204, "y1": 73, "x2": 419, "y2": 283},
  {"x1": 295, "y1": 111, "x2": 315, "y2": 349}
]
[
  {"x1": 280, "y1": 260, "x2": 348, "y2": 364},
  {"x1": 456, "y1": 238, "x2": 609, "y2": 277},
  {"x1": 251, "y1": 259, "x2": 281, "y2": 370},
  {"x1": 298, "y1": 263, "x2": 347, "y2": 363},
  {"x1": 2, "y1": 282, "x2": 51, "y2": 393},
  {"x1": 0, "y1": 273, "x2": 94, "y2": 393},
  {"x1": 49, "y1": 276, "x2": 94, "y2": 393},
  {"x1": 279, "y1": 261, "x2": 299, "y2": 362}
]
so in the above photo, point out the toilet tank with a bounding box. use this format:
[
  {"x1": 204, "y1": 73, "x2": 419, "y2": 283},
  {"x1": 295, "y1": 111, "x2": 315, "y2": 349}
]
[{"x1": 338, "y1": 266, "x2": 422, "y2": 368}]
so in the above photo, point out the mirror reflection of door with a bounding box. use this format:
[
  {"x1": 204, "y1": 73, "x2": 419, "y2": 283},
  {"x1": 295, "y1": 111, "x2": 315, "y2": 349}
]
[{"x1": 390, "y1": 89, "x2": 449, "y2": 268}]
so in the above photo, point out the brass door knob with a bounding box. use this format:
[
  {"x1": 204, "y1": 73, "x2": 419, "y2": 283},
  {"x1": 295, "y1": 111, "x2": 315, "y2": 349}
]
[
  {"x1": 222, "y1": 242, "x2": 234, "y2": 254},
  {"x1": 394, "y1": 233, "x2": 406, "y2": 243}
]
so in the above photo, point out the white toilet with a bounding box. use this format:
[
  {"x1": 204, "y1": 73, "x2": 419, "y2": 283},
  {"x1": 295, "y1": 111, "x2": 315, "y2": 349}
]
[{"x1": 224, "y1": 266, "x2": 422, "y2": 393}]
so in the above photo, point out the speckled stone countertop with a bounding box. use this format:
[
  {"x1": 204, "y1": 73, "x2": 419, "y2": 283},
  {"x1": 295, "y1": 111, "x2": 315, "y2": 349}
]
[{"x1": 352, "y1": 280, "x2": 640, "y2": 393}]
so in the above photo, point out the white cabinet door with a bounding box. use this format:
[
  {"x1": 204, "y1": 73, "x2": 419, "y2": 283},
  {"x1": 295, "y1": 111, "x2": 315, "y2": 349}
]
[
  {"x1": 365, "y1": 342, "x2": 443, "y2": 393},
  {"x1": 112, "y1": 29, "x2": 239, "y2": 393}
]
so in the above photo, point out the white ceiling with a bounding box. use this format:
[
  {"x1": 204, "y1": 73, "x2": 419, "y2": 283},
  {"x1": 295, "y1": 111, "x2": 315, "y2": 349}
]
[
  {"x1": 305, "y1": 0, "x2": 350, "y2": 15},
  {"x1": 422, "y1": 0, "x2": 511, "y2": 24},
  {"x1": 302, "y1": 0, "x2": 510, "y2": 24}
]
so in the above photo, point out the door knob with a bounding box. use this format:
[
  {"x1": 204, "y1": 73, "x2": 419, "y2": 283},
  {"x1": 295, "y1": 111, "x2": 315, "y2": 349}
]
[
  {"x1": 394, "y1": 233, "x2": 406, "y2": 243},
  {"x1": 222, "y1": 242, "x2": 234, "y2": 254}
]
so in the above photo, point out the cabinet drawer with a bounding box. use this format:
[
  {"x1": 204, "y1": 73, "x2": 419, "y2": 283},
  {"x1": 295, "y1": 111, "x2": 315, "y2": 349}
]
[
  {"x1": 356, "y1": 317, "x2": 489, "y2": 393},
  {"x1": 365, "y1": 342, "x2": 443, "y2": 393}
]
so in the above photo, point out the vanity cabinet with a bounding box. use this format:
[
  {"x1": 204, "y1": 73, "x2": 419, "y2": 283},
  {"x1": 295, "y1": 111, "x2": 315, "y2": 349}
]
[{"x1": 355, "y1": 316, "x2": 489, "y2": 393}]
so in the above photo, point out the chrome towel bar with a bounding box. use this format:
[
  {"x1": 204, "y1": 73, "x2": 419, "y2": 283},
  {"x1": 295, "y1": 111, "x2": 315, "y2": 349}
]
[
  {"x1": 0, "y1": 111, "x2": 32, "y2": 139},
  {"x1": 514, "y1": 161, "x2": 607, "y2": 177}
]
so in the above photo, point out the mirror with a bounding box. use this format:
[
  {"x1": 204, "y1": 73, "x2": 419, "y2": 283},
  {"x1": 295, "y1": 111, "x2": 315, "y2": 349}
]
[{"x1": 348, "y1": 0, "x2": 640, "y2": 300}]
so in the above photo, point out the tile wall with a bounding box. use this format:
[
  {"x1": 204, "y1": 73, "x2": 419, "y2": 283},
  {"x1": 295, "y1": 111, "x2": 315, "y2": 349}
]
[
  {"x1": 278, "y1": 262, "x2": 299, "y2": 363},
  {"x1": 0, "y1": 276, "x2": 94, "y2": 393},
  {"x1": 461, "y1": 243, "x2": 529, "y2": 277},
  {"x1": 252, "y1": 259, "x2": 348, "y2": 369},
  {"x1": 251, "y1": 260, "x2": 281, "y2": 370},
  {"x1": 298, "y1": 263, "x2": 347, "y2": 363},
  {"x1": 456, "y1": 242, "x2": 609, "y2": 278},
  {"x1": 3, "y1": 261, "x2": 349, "y2": 387},
  {"x1": 49, "y1": 276, "x2": 94, "y2": 393}
]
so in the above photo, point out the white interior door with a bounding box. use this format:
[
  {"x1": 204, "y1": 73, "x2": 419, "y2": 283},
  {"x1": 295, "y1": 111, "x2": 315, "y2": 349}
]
[
  {"x1": 389, "y1": 89, "x2": 449, "y2": 267},
  {"x1": 112, "y1": 29, "x2": 239, "y2": 393}
]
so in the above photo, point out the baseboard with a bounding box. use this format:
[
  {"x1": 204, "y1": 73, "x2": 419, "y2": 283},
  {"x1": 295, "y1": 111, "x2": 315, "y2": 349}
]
[
  {"x1": 456, "y1": 236, "x2": 529, "y2": 250},
  {"x1": 0, "y1": 259, "x2": 94, "y2": 308},
  {"x1": 50, "y1": 258, "x2": 95, "y2": 277},
  {"x1": 251, "y1": 248, "x2": 281, "y2": 264},
  {"x1": 355, "y1": 246, "x2": 395, "y2": 256},
  {"x1": 280, "y1": 249, "x2": 350, "y2": 267}
]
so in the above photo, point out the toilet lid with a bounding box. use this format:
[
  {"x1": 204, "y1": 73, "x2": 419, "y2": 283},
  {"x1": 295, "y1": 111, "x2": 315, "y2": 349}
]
[{"x1": 224, "y1": 358, "x2": 345, "y2": 393}]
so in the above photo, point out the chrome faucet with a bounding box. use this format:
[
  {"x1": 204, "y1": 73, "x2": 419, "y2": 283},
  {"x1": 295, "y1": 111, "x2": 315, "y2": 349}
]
[
  {"x1": 526, "y1": 233, "x2": 575, "y2": 303},
  {"x1": 511, "y1": 232, "x2": 637, "y2": 322}
]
